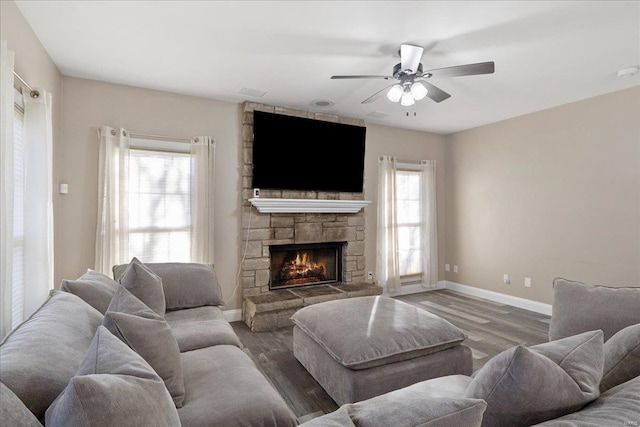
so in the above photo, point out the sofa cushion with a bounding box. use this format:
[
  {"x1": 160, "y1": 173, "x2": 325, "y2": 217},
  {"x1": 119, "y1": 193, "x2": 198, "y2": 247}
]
[
  {"x1": 464, "y1": 330, "x2": 604, "y2": 427},
  {"x1": 60, "y1": 269, "x2": 118, "y2": 314},
  {"x1": 0, "y1": 382, "x2": 42, "y2": 427},
  {"x1": 45, "y1": 326, "x2": 181, "y2": 427},
  {"x1": 118, "y1": 257, "x2": 166, "y2": 316},
  {"x1": 177, "y1": 345, "x2": 297, "y2": 427},
  {"x1": 104, "y1": 285, "x2": 185, "y2": 407},
  {"x1": 0, "y1": 290, "x2": 103, "y2": 421},
  {"x1": 302, "y1": 376, "x2": 485, "y2": 427},
  {"x1": 601, "y1": 323, "x2": 640, "y2": 392},
  {"x1": 549, "y1": 278, "x2": 640, "y2": 341},
  {"x1": 300, "y1": 407, "x2": 355, "y2": 427},
  {"x1": 113, "y1": 262, "x2": 224, "y2": 310},
  {"x1": 291, "y1": 296, "x2": 466, "y2": 370},
  {"x1": 164, "y1": 306, "x2": 241, "y2": 352},
  {"x1": 533, "y1": 376, "x2": 640, "y2": 426}
]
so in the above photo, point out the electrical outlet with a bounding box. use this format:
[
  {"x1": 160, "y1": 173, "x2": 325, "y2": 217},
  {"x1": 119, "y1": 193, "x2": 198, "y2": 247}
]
[
  {"x1": 453, "y1": 265, "x2": 459, "y2": 273},
  {"x1": 503, "y1": 274, "x2": 510, "y2": 284},
  {"x1": 524, "y1": 277, "x2": 532, "y2": 288},
  {"x1": 367, "y1": 271, "x2": 374, "y2": 281},
  {"x1": 445, "y1": 264, "x2": 450, "y2": 272}
]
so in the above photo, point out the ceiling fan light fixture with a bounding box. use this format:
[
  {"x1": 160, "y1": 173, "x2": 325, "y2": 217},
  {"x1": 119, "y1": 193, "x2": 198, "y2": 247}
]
[
  {"x1": 410, "y1": 82, "x2": 428, "y2": 101},
  {"x1": 400, "y1": 91, "x2": 415, "y2": 106},
  {"x1": 386, "y1": 84, "x2": 403, "y2": 102}
]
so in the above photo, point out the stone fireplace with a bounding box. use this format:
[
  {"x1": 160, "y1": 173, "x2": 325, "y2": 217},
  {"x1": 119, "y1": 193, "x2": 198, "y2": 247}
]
[{"x1": 240, "y1": 102, "x2": 381, "y2": 331}]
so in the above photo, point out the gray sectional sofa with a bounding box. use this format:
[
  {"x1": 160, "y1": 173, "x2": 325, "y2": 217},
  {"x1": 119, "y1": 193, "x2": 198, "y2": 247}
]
[
  {"x1": 0, "y1": 261, "x2": 298, "y2": 426},
  {"x1": 302, "y1": 278, "x2": 640, "y2": 427},
  {"x1": 1, "y1": 266, "x2": 639, "y2": 427}
]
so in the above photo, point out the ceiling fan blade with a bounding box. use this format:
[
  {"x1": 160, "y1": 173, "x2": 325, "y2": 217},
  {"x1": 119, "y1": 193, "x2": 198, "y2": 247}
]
[
  {"x1": 361, "y1": 84, "x2": 397, "y2": 104},
  {"x1": 416, "y1": 81, "x2": 451, "y2": 103},
  {"x1": 423, "y1": 61, "x2": 495, "y2": 78},
  {"x1": 331, "y1": 75, "x2": 393, "y2": 80},
  {"x1": 400, "y1": 44, "x2": 424, "y2": 73}
]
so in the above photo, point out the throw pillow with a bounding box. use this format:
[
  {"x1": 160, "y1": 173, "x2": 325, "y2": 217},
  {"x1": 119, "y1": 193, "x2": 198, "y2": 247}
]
[
  {"x1": 549, "y1": 278, "x2": 640, "y2": 341},
  {"x1": 601, "y1": 323, "x2": 640, "y2": 392},
  {"x1": 301, "y1": 378, "x2": 487, "y2": 427},
  {"x1": 118, "y1": 257, "x2": 166, "y2": 316},
  {"x1": 104, "y1": 285, "x2": 185, "y2": 407},
  {"x1": 464, "y1": 330, "x2": 604, "y2": 427},
  {"x1": 0, "y1": 291, "x2": 103, "y2": 421},
  {"x1": 0, "y1": 382, "x2": 42, "y2": 427},
  {"x1": 45, "y1": 326, "x2": 181, "y2": 427},
  {"x1": 60, "y1": 269, "x2": 118, "y2": 314}
]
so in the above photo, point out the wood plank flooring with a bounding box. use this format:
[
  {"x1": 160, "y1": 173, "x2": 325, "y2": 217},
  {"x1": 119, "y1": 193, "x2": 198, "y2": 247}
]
[{"x1": 230, "y1": 289, "x2": 550, "y2": 421}]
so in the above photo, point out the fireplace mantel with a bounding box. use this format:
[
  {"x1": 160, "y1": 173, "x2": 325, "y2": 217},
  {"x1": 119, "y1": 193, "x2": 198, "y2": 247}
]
[{"x1": 249, "y1": 198, "x2": 371, "y2": 213}]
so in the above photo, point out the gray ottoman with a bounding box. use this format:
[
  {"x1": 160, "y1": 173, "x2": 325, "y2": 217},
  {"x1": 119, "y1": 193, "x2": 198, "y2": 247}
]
[{"x1": 292, "y1": 296, "x2": 473, "y2": 405}]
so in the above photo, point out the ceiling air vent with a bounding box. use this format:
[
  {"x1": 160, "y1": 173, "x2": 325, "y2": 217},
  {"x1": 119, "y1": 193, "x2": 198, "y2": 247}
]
[
  {"x1": 238, "y1": 87, "x2": 267, "y2": 97},
  {"x1": 367, "y1": 111, "x2": 389, "y2": 119},
  {"x1": 310, "y1": 99, "x2": 335, "y2": 108}
]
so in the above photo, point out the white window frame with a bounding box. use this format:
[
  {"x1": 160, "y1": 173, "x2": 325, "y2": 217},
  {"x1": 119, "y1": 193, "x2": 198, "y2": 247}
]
[{"x1": 395, "y1": 162, "x2": 423, "y2": 285}]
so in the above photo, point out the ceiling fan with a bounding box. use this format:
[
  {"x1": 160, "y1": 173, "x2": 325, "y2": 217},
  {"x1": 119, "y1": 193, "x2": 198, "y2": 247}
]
[{"x1": 331, "y1": 44, "x2": 495, "y2": 111}]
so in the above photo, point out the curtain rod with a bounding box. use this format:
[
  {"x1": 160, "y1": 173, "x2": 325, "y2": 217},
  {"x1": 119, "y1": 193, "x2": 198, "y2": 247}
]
[
  {"x1": 13, "y1": 71, "x2": 40, "y2": 98},
  {"x1": 129, "y1": 132, "x2": 191, "y2": 143}
]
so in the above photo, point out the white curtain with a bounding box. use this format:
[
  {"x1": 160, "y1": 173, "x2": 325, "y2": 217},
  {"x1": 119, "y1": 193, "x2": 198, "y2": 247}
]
[
  {"x1": 21, "y1": 87, "x2": 55, "y2": 319},
  {"x1": 95, "y1": 126, "x2": 130, "y2": 274},
  {"x1": 376, "y1": 155, "x2": 401, "y2": 295},
  {"x1": 420, "y1": 160, "x2": 439, "y2": 288},
  {"x1": 190, "y1": 136, "x2": 215, "y2": 263},
  {"x1": 0, "y1": 40, "x2": 15, "y2": 338}
]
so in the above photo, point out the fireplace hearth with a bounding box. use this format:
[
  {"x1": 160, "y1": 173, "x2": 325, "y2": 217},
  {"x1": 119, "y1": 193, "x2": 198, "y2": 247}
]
[{"x1": 270, "y1": 242, "x2": 343, "y2": 290}]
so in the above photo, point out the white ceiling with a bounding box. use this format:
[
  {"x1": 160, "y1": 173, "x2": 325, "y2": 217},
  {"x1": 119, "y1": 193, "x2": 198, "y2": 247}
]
[{"x1": 15, "y1": 1, "x2": 640, "y2": 134}]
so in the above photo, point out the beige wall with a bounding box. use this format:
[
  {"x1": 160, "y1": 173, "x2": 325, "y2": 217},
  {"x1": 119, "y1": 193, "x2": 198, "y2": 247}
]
[
  {"x1": 58, "y1": 81, "x2": 446, "y2": 310},
  {"x1": 59, "y1": 77, "x2": 243, "y2": 308},
  {"x1": 363, "y1": 124, "x2": 447, "y2": 283},
  {"x1": 1, "y1": 0, "x2": 63, "y2": 287},
  {"x1": 445, "y1": 87, "x2": 640, "y2": 304}
]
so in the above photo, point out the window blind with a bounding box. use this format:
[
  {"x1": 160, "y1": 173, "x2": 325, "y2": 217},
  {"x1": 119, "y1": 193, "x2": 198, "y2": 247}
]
[
  {"x1": 12, "y1": 103, "x2": 25, "y2": 327},
  {"x1": 128, "y1": 149, "x2": 192, "y2": 263},
  {"x1": 396, "y1": 169, "x2": 423, "y2": 276}
]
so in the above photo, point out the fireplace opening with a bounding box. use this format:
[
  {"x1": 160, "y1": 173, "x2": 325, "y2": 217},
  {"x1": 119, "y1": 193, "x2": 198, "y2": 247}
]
[{"x1": 269, "y1": 242, "x2": 343, "y2": 290}]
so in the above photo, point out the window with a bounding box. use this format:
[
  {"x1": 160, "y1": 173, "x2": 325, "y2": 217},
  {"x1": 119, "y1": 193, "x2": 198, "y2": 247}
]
[
  {"x1": 127, "y1": 141, "x2": 192, "y2": 263},
  {"x1": 395, "y1": 166, "x2": 423, "y2": 279},
  {"x1": 377, "y1": 156, "x2": 438, "y2": 292},
  {"x1": 12, "y1": 89, "x2": 25, "y2": 327}
]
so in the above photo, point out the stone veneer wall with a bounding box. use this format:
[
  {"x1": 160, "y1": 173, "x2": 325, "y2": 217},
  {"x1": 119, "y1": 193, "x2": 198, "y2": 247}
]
[{"x1": 240, "y1": 102, "x2": 367, "y2": 325}]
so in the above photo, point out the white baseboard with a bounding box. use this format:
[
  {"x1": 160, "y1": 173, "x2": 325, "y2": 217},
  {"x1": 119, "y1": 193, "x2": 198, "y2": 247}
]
[
  {"x1": 223, "y1": 308, "x2": 242, "y2": 322},
  {"x1": 395, "y1": 281, "x2": 447, "y2": 296},
  {"x1": 444, "y1": 280, "x2": 552, "y2": 316}
]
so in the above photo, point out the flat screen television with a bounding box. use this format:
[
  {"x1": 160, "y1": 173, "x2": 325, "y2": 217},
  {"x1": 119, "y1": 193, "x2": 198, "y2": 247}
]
[{"x1": 251, "y1": 111, "x2": 366, "y2": 193}]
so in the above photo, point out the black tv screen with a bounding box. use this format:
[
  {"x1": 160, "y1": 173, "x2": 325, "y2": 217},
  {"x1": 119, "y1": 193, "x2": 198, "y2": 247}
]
[{"x1": 252, "y1": 111, "x2": 366, "y2": 193}]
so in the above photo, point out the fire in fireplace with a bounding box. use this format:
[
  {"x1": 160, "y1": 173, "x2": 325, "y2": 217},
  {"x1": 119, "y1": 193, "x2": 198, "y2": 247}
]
[{"x1": 269, "y1": 242, "x2": 342, "y2": 290}]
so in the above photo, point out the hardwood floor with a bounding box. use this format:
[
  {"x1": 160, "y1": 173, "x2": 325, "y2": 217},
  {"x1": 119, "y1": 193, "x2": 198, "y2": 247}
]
[{"x1": 230, "y1": 289, "x2": 550, "y2": 421}]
